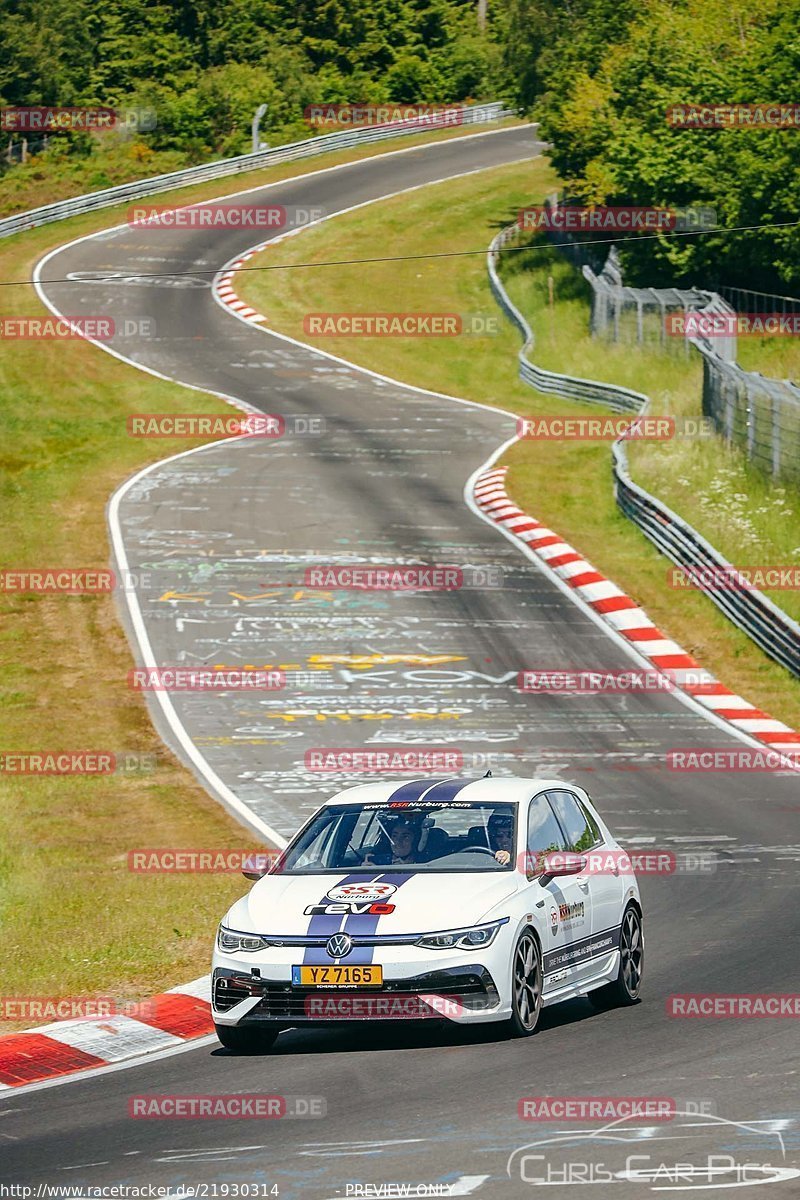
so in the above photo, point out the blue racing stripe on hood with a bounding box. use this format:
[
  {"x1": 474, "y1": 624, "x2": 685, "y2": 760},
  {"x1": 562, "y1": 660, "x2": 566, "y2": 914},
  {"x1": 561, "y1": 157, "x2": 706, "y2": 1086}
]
[
  {"x1": 343, "y1": 871, "x2": 415, "y2": 965},
  {"x1": 301, "y1": 872, "x2": 414, "y2": 966},
  {"x1": 385, "y1": 777, "x2": 448, "y2": 803},
  {"x1": 414, "y1": 777, "x2": 474, "y2": 803},
  {"x1": 302, "y1": 872, "x2": 363, "y2": 963}
]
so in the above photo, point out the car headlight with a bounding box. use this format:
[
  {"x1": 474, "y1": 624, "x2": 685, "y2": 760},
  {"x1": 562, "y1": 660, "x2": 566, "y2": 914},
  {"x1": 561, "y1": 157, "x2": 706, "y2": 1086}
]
[
  {"x1": 217, "y1": 925, "x2": 269, "y2": 953},
  {"x1": 416, "y1": 918, "x2": 508, "y2": 951}
]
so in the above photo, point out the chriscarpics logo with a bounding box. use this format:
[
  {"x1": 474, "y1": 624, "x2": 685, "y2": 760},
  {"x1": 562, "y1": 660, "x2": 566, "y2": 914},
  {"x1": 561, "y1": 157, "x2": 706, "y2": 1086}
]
[
  {"x1": 303, "y1": 882, "x2": 397, "y2": 916},
  {"x1": 507, "y1": 1110, "x2": 800, "y2": 1189}
]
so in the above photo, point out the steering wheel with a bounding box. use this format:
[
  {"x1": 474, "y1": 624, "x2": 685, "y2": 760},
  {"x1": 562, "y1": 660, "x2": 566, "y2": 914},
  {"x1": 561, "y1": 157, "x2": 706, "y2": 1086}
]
[
  {"x1": 459, "y1": 845, "x2": 496, "y2": 856},
  {"x1": 345, "y1": 840, "x2": 371, "y2": 865},
  {"x1": 357, "y1": 849, "x2": 389, "y2": 866}
]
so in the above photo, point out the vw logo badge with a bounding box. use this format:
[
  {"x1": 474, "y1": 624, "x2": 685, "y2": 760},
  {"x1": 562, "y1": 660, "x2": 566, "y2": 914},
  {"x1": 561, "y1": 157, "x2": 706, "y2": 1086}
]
[{"x1": 326, "y1": 932, "x2": 353, "y2": 959}]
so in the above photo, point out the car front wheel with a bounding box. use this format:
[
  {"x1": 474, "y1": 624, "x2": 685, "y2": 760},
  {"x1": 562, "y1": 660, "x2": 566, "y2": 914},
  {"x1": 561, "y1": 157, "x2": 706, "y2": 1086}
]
[{"x1": 507, "y1": 929, "x2": 543, "y2": 1037}]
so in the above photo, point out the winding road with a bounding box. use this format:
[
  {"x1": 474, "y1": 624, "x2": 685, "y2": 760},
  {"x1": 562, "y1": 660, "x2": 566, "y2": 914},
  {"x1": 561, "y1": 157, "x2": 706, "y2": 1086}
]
[{"x1": 3, "y1": 125, "x2": 799, "y2": 1198}]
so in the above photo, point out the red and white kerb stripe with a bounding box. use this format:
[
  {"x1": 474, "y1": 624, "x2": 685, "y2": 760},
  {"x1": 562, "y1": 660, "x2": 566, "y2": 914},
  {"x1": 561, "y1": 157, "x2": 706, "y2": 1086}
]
[
  {"x1": 0, "y1": 977, "x2": 212, "y2": 1089},
  {"x1": 473, "y1": 466, "x2": 800, "y2": 757},
  {"x1": 215, "y1": 244, "x2": 270, "y2": 323}
]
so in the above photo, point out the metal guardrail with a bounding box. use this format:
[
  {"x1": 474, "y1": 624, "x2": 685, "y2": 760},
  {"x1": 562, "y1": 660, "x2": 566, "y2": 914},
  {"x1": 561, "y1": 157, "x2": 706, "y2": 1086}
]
[
  {"x1": 0, "y1": 103, "x2": 511, "y2": 239},
  {"x1": 488, "y1": 223, "x2": 800, "y2": 678},
  {"x1": 612, "y1": 440, "x2": 800, "y2": 677},
  {"x1": 488, "y1": 226, "x2": 645, "y2": 414}
]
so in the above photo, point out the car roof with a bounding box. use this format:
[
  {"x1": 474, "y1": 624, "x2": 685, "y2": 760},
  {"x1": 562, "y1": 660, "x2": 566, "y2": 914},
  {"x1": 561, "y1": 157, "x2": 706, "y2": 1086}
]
[{"x1": 322, "y1": 777, "x2": 578, "y2": 806}]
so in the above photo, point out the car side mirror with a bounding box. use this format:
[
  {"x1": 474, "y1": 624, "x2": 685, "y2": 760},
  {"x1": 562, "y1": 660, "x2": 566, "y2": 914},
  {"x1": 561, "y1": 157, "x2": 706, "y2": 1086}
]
[
  {"x1": 538, "y1": 852, "x2": 586, "y2": 884},
  {"x1": 241, "y1": 851, "x2": 279, "y2": 881}
]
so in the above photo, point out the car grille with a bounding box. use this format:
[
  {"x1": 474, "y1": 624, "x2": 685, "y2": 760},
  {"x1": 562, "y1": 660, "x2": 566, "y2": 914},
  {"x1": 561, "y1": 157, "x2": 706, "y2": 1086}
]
[{"x1": 213, "y1": 966, "x2": 498, "y2": 1020}]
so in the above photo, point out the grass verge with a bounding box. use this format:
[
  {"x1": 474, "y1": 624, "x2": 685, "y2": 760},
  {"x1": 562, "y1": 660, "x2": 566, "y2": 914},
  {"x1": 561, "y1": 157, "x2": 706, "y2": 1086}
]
[
  {"x1": 0, "y1": 120, "x2": 522, "y2": 1026},
  {"x1": 736, "y1": 329, "x2": 800, "y2": 378},
  {"x1": 238, "y1": 158, "x2": 800, "y2": 730}
]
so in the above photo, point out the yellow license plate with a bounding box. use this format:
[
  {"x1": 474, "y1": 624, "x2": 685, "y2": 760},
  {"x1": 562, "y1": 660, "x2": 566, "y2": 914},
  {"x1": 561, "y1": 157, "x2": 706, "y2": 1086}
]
[{"x1": 294, "y1": 965, "x2": 383, "y2": 987}]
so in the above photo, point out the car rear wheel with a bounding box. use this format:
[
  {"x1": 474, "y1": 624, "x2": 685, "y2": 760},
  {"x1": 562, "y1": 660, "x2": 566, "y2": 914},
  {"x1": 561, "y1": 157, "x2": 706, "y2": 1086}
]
[
  {"x1": 507, "y1": 929, "x2": 543, "y2": 1037},
  {"x1": 588, "y1": 905, "x2": 643, "y2": 1010},
  {"x1": 215, "y1": 1023, "x2": 279, "y2": 1053}
]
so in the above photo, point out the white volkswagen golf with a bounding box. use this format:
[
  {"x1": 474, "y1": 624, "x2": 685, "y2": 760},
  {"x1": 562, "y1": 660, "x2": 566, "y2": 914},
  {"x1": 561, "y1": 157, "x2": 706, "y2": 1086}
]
[{"x1": 212, "y1": 776, "x2": 643, "y2": 1051}]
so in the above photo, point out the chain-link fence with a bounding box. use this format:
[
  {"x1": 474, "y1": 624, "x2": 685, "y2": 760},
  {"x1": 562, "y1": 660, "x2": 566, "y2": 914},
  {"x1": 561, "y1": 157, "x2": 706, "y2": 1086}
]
[
  {"x1": 577, "y1": 239, "x2": 800, "y2": 484},
  {"x1": 695, "y1": 339, "x2": 800, "y2": 486},
  {"x1": 714, "y1": 284, "x2": 800, "y2": 323},
  {"x1": 582, "y1": 248, "x2": 720, "y2": 357}
]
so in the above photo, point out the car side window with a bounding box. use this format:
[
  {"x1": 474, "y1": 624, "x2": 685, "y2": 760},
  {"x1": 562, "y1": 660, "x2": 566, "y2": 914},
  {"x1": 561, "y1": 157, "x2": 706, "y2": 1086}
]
[
  {"x1": 526, "y1": 792, "x2": 568, "y2": 879},
  {"x1": 294, "y1": 813, "x2": 339, "y2": 868},
  {"x1": 579, "y1": 798, "x2": 602, "y2": 845},
  {"x1": 547, "y1": 790, "x2": 598, "y2": 852}
]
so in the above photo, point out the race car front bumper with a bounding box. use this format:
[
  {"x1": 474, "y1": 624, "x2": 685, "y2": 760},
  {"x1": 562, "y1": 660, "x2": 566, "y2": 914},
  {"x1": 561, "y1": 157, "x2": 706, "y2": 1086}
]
[{"x1": 212, "y1": 962, "x2": 505, "y2": 1026}]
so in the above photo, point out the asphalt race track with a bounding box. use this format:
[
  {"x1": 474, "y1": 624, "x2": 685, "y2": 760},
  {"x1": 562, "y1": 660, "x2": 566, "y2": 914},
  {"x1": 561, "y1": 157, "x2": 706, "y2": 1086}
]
[{"x1": 4, "y1": 125, "x2": 800, "y2": 1197}]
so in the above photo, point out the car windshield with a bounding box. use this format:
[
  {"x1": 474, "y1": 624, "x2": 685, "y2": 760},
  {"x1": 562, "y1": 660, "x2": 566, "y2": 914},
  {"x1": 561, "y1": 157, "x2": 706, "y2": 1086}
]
[{"x1": 274, "y1": 800, "x2": 517, "y2": 873}]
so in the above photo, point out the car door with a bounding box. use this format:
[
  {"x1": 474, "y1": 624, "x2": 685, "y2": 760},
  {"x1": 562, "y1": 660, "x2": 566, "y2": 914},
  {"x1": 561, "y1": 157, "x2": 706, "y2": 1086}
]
[
  {"x1": 524, "y1": 791, "x2": 594, "y2": 994},
  {"x1": 547, "y1": 789, "x2": 624, "y2": 975}
]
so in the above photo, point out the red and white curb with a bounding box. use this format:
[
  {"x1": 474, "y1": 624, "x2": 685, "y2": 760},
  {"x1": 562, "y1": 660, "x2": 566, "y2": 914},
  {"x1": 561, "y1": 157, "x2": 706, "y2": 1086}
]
[
  {"x1": 474, "y1": 466, "x2": 800, "y2": 759},
  {"x1": 215, "y1": 244, "x2": 268, "y2": 324},
  {"x1": 215, "y1": 247, "x2": 269, "y2": 322},
  {"x1": 213, "y1": 225, "x2": 309, "y2": 323},
  {"x1": 0, "y1": 975, "x2": 212, "y2": 1089}
]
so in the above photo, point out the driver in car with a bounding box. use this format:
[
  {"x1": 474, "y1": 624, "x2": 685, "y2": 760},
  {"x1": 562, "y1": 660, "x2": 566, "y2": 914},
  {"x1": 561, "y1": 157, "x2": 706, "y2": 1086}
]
[
  {"x1": 363, "y1": 816, "x2": 419, "y2": 866},
  {"x1": 488, "y1": 812, "x2": 514, "y2": 865}
]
